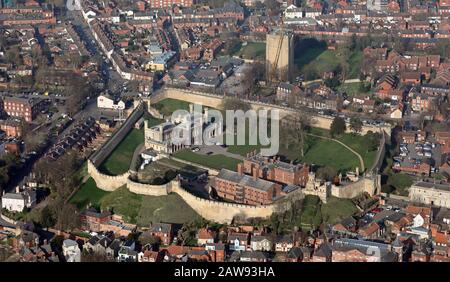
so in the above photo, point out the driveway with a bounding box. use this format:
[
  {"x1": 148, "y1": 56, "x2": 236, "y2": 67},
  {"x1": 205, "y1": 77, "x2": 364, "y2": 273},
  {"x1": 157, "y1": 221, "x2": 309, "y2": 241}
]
[{"x1": 195, "y1": 144, "x2": 245, "y2": 160}]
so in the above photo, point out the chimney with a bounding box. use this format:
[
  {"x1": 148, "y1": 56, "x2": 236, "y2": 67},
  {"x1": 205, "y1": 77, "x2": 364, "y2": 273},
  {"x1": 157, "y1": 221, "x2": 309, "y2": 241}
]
[
  {"x1": 253, "y1": 167, "x2": 259, "y2": 181},
  {"x1": 15, "y1": 186, "x2": 20, "y2": 193},
  {"x1": 237, "y1": 163, "x2": 244, "y2": 175}
]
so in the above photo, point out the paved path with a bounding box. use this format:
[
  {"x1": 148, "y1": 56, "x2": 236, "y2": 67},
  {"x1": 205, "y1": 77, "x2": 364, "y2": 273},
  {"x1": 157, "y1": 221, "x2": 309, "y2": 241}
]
[
  {"x1": 197, "y1": 144, "x2": 245, "y2": 160},
  {"x1": 307, "y1": 133, "x2": 365, "y2": 172}
]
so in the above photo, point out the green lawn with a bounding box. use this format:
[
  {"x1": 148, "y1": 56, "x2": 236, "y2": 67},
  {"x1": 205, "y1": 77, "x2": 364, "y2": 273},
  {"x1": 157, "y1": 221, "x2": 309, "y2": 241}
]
[
  {"x1": 70, "y1": 181, "x2": 201, "y2": 225},
  {"x1": 321, "y1": 197, "x2": 359, "y2": 224},
  {"x1": 277, "y1": 127, "x2": 361, "y2": 172},
  {"x1": 294, "y1": 38, "x2": 362, "y2": 80},
  {"x1": 348, "y1": 50, "x2": 363, "y2": 79},
  {"x1": 337, "y1": 133, "x2": 377, "y2": 171},
  {"x1": 237, "y1": 42, "x2": 266, "y2": 60},
  {"x1": 337, "y1": 82, "x2": 366, "y2": 96},
  {"x1": 385, "y1": 173, "x2": 413, "y2": 196},
  {"x1": 174, "y1": 149, "x2": 241, "y2": 171},
  {"x1": 153, "y1": 98, "x2": 192, "y2": 116},
  {"x1": 299, "y1": 195, "x2": 358, "y2": 230},
  {"x1": 70, "y1": 178, "x2": 110, "y2": 210},
  {"x1": 137, "y1": 193, "x2": 202, "y2": 225},
  {"x1": 145, "y1": 114, "x2": 164, "y2": 127},
  {"x1": 99, "y1": 128, "x2": 144, "y2": 175},
  {"x1": 294, "y1": 40, "x2": 327, "y2": 68},
  {"x1": 299, "y1": 195, "x2": 322, "y2": 230},
  {"x1": 296, "y1": 49, "x2": 340, "y2": 78},
  {"x1": 296, "y1": 136, "x2": 360, "y2": 172},
  {"x1": 301, "y1": 127, "x2": 378, "y2": 172}
]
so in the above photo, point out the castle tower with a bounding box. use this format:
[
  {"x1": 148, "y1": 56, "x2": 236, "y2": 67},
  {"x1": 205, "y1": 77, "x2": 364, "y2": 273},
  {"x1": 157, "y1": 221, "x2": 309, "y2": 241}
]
[{"x1": 266, "y1": 32, "x2": 294, "y2": 82}]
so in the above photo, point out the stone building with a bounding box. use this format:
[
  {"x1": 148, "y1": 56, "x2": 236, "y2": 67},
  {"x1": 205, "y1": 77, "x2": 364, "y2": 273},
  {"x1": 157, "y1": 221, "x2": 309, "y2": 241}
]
[
  {"x1": 144, "y1": 104, "x2": 222, "y2": 154},
  {"x1": 409, "y1": 182, "x2": 450, "y2": 208},
  {"x1": 266, "y1": 32, "x2": 294, "y2": 82},
  {"x1": 302, "y1": 172, "x2": 331, "y2": 203}
]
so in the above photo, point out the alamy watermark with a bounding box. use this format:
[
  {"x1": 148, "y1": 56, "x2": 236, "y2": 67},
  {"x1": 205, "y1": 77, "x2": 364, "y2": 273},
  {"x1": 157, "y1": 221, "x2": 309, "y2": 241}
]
[{"x1": 170, "y1": 103, "x2": 280, "y2": 156}]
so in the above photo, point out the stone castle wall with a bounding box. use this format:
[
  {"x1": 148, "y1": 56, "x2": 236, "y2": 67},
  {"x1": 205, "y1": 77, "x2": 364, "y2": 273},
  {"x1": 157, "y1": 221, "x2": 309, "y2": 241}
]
[
  {"x1": 331, "y1": 177, "x2": 379, "y2": 199},
  {"x1": 87, "y1": 160, "x2": 129, "y2": 191},
  {"x1": 155, "y1": 87, "x2": 392, "y2": 136},
  {"x1": 127, "y1": 178, "x2": 169, "y2": 196},
  {"x1": 170, "y1": 181, "x2": 275, "y2": 224}
]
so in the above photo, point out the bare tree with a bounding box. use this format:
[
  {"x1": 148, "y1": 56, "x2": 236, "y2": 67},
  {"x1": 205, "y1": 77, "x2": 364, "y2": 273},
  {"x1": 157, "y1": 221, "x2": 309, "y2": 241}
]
[{"x1": 282, "y1": 112, "x2": 313, "y2": 158}]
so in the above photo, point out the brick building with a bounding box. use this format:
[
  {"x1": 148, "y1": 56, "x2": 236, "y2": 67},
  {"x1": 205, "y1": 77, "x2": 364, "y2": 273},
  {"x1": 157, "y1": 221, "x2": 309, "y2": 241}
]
[
  {"x1": 242, "y1": 154, "x2": 310, "y2": 187},
  {"x1": 149, "y1": 0, "x2": 194, "y2": 8},
  {"x1": 80, "y1": 209, "x2": 112, "y2": 231},
  {"x1": 148, "y1": 223, "x2": 174, "y2": 245},
  {"x1": 214, "y1": 168, "x2": 282, "y2": 206},
  {"x1": 0, "y1": 119, "x2": 23, "y2": 137},
  {"x1": 2, "y1": 96, "x2": 46, "y2": 122}
]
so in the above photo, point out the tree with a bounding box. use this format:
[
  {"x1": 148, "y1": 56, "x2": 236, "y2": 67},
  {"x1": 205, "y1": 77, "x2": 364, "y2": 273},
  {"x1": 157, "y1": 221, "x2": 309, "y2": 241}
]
[
  {"x1": 324, "y1": 77, "x2": 341, "y2": 90},
  {"x1": 40, "y1": 206, "x2": 56, "y2": 228},
  {"x1": 55, "y1": 204, "x2": 80, "y2": 231},
  {"x1": 330, "y1": 117, "x2": 346, "y2": 137},
  {"x1": 282, "y1": 113, "x2": 313, "y2": 158},
  {"x1": 365, "y1": 131, "x2": 381, "y2": 151},
  {"x1": 81, "y1": 251, "x2": 115, "y2": 262},
  {"x1": 64, "y1": 75, "x2": 92, "y2": 116},
  {"x1": 221, "y1": 97, "x2": 251, "y2": 112},
  {"x1": 316, "y1": 166, "x2": 338, "y2": 182},
  {"x1": 349, "y1": 117, "x2": 363, "y2": 133},
  {"x1": 139, "y1": 235, "x2": 161, "y2": 247}
]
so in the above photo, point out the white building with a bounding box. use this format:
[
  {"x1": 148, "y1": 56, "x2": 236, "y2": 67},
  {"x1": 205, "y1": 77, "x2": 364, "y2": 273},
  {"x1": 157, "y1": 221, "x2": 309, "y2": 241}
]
[
  {"x1": 1, "y1": 190, "x2": 36, "y2": 212},
  {"x1": 97, "y1": 95, "x2": 125, "y2": 110},
  {"x1": 409, "y1": 182, "x2": 450, "y2": 208},
  {"x1": 284, "y1": 5, "x2": 303, "y2": 19},
  {"x1": 63, "y1": 239, "x2": 81, "y2": 262}
]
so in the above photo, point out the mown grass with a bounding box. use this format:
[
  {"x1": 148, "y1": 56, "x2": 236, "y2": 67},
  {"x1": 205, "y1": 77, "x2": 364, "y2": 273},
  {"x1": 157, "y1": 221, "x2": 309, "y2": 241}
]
[
  {"x1": 174, "y1": 149, "x2": 241, "y2": 171},
  {"x1": 153, "y1": 98, "x2": 192, "y2": 116},
  {"x1": 99, "y1": 129, "x2": 144, "y2": 175},
  {"x1": 237, "y1": 42, "x2": 266, "y2": 60},
  {"x1": 70, "y1": 181, "x2": 201, "y2": 225},
  {"x1": 70, "y1": 178, "x2": 109, "y2": 210}
]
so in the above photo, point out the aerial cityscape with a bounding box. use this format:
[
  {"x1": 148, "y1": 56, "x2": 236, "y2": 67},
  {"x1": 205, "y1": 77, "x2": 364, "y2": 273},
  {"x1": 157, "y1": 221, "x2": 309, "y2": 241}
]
[{"x1": 0, "y1": 0, "x2": 450, "y2": 267}]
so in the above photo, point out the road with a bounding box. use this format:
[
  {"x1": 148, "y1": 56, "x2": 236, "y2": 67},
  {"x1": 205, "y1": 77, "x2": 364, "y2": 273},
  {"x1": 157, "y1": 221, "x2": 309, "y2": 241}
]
[{"x1": 64, "y1": 9, "x2": 127, "y2": 96}]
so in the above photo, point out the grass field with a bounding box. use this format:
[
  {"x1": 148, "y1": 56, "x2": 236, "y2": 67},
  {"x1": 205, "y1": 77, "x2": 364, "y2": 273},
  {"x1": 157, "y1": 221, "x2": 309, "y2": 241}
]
[
  {"x1": 300, "y1": 195, "x2": 322, "y2": 229},
  {"x1": 290, "y1": 195, "x2": 358, "y2": 230},
  {"x1": 70, "y1": 181, "x2": 201, "y2": 225},
  {"x1": 146, "y1": 114, "x2": 164, "y2": 128},
  {"x1": 337, "y1": 82, "x2": 369, "y2": 96},
  {"x1": 153, "y1": 99, "x2": 192, "y2": 116},
  {"x1": 321, "y1": 197, "x2": 359, "y2": 224},
  {"x1": 277, "y1": 127, "x2": 360, "y2": 172},
  {"x1": 99, "y1": 128, "x2": 144, "y2": 175},
  {"x1": 70, "y1": 178, "x2": 109, "y2": 210},
  {"x1": 237, "y1": 42, "x2": 266, "y2": 60},
  {"x1": 348, "y1": 50, "x2": 363, "y2": 79},
  {"x1": 294, "y1": 38, "x2": 362, "y2": 80},
  {"x1": 174, "y1": 149, "x2": 241, "y2": 171},
  {"x1": 337, "y1": 133, "x2": 377, "y2": 171},
  {"x1": 302, "y1": 136, "x2": 360, "y2": 172},
  {"x1": 294, "y1": 40, "x2": 327, "y2": 68},
  {"x1": 296, "y1": 49, "x2": 340, "y2": 78},
  {"x1": 304, "y1": 127, "x2": 378, "y2": 172}
]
